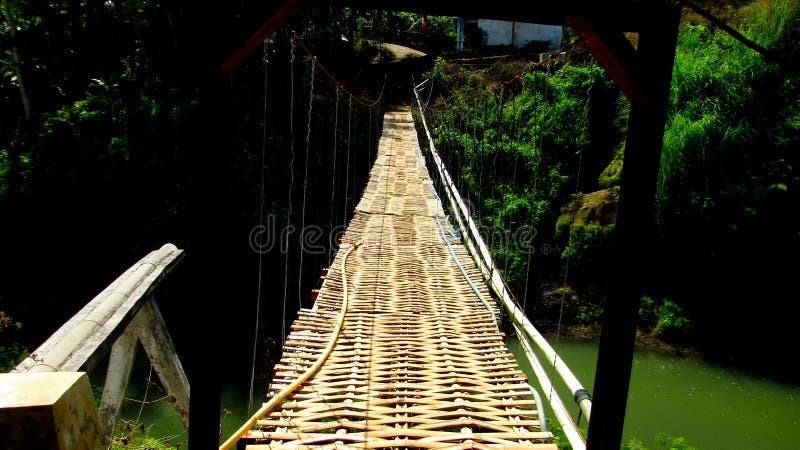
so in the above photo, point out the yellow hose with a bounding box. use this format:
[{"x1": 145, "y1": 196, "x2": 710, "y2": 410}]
[{"x1": 219, "y1": 240, "x2": 364, "y2": 450}]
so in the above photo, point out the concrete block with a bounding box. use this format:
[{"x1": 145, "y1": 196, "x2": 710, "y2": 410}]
[{"x1": 0, "y1": 372, "x2": 102, "y2": 449}]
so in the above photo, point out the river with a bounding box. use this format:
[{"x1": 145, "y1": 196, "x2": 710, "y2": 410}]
[{"x1": 508, "y1": 336, "x2": 800, "y2": 449}]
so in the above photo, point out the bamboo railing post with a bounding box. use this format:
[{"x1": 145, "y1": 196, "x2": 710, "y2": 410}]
[
  {"x1": 99, "y1": 325, "x2": 139, "y2": 441},
  {"x1": 9, "y1": 244, "x2": 187, "y2": 448}
]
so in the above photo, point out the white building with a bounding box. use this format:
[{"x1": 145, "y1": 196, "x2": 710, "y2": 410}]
[{"x1": 476, "y1": 19, "x2": 562, "y2": 50}]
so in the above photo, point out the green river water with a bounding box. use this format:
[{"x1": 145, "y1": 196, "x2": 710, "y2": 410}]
[
  {"x1": 118, "y1": 337, "x2": 800, "y2": 449},
  {"x1": 509, "y1": 337, "x2": 800, "y2": 449}
]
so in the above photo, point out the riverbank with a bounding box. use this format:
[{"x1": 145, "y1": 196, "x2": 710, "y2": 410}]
[{"x1": 563, "y1": 323, "x2": 702, "y2": 358}]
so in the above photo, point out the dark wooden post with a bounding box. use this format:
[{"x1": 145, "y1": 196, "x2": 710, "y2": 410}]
[
  {"x1": 185, "y1": 86, "x2": 231, "y2": 448},
  {"x1": 178, "y1": 3, "x2": 231, "y2": 447},
  {"x1": 585, "y1": 5, "x2": 681, "y2": 450}
]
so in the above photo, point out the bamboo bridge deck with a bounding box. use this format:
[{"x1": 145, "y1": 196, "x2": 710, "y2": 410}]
[{"x1": 244, "y1": 107, "x2": 555, "y2": 449}]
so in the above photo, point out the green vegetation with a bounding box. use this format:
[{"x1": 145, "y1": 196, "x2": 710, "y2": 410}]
[
  {"x1": 424, "y1": 50, "x2": 625, "y2": 327},
  {"x1": 0, "y1": 310, "x2": 26, "y2": 372},
  {"x1": 110, "y1": 434, "x2": 173, "y2": 450},
  {"x1": 425, "y1": 56, "x2": 616, "y2": 302},
  {"x1": 2, "y1": 0, "x2": 799, "y2": 446},
  {"x1": 623, "y1": 434, "x2": 698, "y2": 450},
  {"x1": 623, "y1": 433, "x2": 700, "y2": 450},
  {"x1": 654, "y1": 433, "x2": 699, "y2": 450},
  {"x1": 422, "y1": 0, "x2": 800, "y2": 378},
  {"x1": 656, "y1": 0, "x2": 800, "y2": 371},
  {"x1": 549, "y1": 418, "x2": 699, "y2": 450},
  {"x1": 660, "y1": 0, "x2": 800, "y2": 225},
  {"x1": 545, "y1": 418, "x2": 574, "y2": 449},
  {"x1": 639, "y1": 296, "x2": 692, "y2": 342},
  {"x1": 109, "y1": 366, "x2": 186, "y2": 449},
  {"x1": 342, "y1": 9, "x2": 455, "y2": 54}
]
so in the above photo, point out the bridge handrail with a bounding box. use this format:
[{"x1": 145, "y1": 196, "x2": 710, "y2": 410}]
[
  {"x1": 413, "y1": 81, "x2": 591, "y2": 447},
  {"x1": 14, "y1": 243, "x2": 184, "y2": 373},
  {"x1": 12, "y1": 243, "x2": 188, "y2": 444}
]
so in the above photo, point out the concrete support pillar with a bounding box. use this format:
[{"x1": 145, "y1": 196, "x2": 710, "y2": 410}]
[{"x1": 0, "y1": 372, "x2": 103, "y2": 449}]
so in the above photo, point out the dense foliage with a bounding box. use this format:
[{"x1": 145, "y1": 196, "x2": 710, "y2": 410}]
[
  {"x1": 423, "y1": 0, "x2": 800, "y2": 378},
  {"x1": 424, "y1": 53, "x2": 624, "y2": 324},
  {"x1": 656, "y1": 0, "x2": 800, "y2": 369},
  {"x1": 341, "y1": 9, "x2": 455, "y2": 54},
  {"x1": 0, "y1": 0, "x2": 392, "y2": 338}
]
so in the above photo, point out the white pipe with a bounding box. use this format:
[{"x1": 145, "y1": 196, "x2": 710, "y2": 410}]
[
  {"x1": 527, "y1": 383, "x2": 548, "y2": 434},
  {"x1": 516, "y1": 325, "x2": 586, "y2": 450}
]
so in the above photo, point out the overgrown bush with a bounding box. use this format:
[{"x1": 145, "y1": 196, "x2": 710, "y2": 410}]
[
  {"x1": 0, "y1": 310, "x2": 25, "y2": 372},
  {"x1": 639, "y1": 296, "x2": 692, "y2": 341}
]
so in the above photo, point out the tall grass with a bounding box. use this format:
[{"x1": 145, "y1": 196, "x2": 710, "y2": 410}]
[
  {"x1": 741, "y1": 0, "x2": 800, "y2": 46},
  {"x1": 655, "y1": 0, "x2": 800, "y2": 371},
  {"x1": 659, "y1": 0, "x2": 800, "y2": 206}
]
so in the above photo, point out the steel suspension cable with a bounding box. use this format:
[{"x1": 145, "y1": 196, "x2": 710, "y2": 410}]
[
  {"x1": 478, "y1": 98, "x2": 487, "y2": 223},
  {"x1": 343, "y1": 97, "x2": 352, "y2": 229},
  {"x1": 291, "y1": 33, "x2": 385, "y2": 107},
  {"x1": 367, "y1": 105, "x2": 373, "y2": 172},
  {"x1": 328, "y1": 88, "x2": 340, "y2": 264},
  {"x1": 503, "y1": 87, "x2": 520, "y2": 279},
  {"x1": 282, "y1": 32, "x2": 296, "y2": 346},
  {"x1": 352, "y1": 106, "x2": 358, "y2": 207},
  {"x1": 298, "y1": 56, "x2": 315, "y2": 309},
  {"x1": 249, "y1": 39, "x2": 270, "y2": 416},
  {"x1": 467, "y1": 102, "x2": 479, "y2": 220},
  {"x1": 489, "y1": 90, "x2": 504, "y2": 282}
]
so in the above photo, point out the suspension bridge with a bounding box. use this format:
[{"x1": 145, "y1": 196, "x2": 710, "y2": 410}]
[
  {"x1": 2, "y1": 1, "x2": 690, "y2": 448},
  {"x1": 223, "y1": 104, "x2": 560, "y2": 448}
]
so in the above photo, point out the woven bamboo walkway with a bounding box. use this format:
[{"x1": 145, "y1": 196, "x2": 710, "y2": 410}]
[{"x1": 245, "y1": 107, "x2": 555, "y2": 449}]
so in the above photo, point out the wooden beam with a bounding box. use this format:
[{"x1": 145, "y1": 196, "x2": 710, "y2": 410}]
[
  {"x1": 219, "y1": 0, "x2": 303, "y2": 72},
  {"x1": 566, "y1": 16, "x2": 647, "y2": 105},
  {"x1": 585, "y1": 4, "x2": 681, "y2": 450}
]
